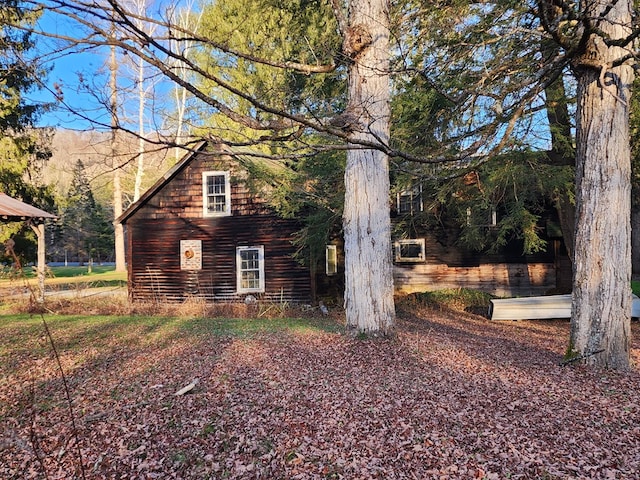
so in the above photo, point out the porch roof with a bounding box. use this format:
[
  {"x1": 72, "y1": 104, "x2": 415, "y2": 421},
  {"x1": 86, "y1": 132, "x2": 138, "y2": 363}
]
[{"x1": 0, "y1": 192, "x2": 56, "y2": 222}]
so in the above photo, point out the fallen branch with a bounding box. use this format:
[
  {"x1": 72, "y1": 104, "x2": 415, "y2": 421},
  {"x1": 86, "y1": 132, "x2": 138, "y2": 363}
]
[
  {"x1": 560, "y1": 349, "x2": 605, "y2": 366},
  {"x1": 174, "y1": 379, "x2": 199, "y2": 396}
]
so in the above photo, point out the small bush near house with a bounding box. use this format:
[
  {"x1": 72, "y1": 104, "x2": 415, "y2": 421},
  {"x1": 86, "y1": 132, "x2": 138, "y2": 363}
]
[{"x1": 398, "y1": 288, "x2": 494, "y2": 317}]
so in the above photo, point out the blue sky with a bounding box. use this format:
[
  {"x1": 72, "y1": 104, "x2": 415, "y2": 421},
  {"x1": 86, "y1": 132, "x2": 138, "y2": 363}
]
[
  {"x1": 25, "y1": 7, "x2": 105, "y2": 130},
  {"x1": 31, "y1": 52, "x2": 112, "y2": 130},
  {"x1": 29, "y1": 6, "x2": 151, "y2": 132},
  {"x1": 29, "y1": 0, "x2": 187, "y2": 132}
]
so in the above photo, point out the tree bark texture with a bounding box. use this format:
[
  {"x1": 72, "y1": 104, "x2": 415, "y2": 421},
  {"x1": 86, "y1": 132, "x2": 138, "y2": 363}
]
[
  {"x1": 111, "y1": 43, "x2": 127, "y2": 273},
  {"x1": 570, "y1": 0, "x2": 634, "y2": 369},
  {"x1": 343, "y1": 0, "x2": 395, "y2": 335}
]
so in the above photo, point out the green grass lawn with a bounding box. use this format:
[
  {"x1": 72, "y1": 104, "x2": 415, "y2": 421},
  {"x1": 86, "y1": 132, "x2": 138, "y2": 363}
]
[
  {"x1": 0, "y1": 314, "x2": 342, "y2": 361},
  {"x1": 0, "y1": 265, "x2": 127, "y2": 289}
]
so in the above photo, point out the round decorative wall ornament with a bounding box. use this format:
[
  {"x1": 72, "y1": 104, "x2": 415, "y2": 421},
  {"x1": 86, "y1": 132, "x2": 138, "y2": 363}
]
[{"x1": 180, "y1": 239, "x2": 202, "y2": 271}]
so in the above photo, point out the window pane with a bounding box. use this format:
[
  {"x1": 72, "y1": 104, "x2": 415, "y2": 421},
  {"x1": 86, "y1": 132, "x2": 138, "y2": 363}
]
[
  {"x1": 241, "y1": 270, "x2": 260, "y2": 289},
  {"x1": 207, "y1": 175, "x2": 226, "y2": 195},
  {"x1": 241, "y1": 249, "x2": 259, "y2": 268},
  {"x1": 238, "y1": 247, "x2": 263, "y2": 292},
  {"x1": 206, "y1": 175, "x2": 226, "y2": 213},
  {"x1": 398, "y1": 185, "x2": 422, "y2": 214},
  {"x1": 400, "y1": 243, "x2": 422, "y2": 258},
  {"x1": 395, "y1": 239, "x2": 425, "y2": 262},
  {"x1": 208, "y1": 196, "x2": 224, "y2": 212},
  {"x1": 326, "y1": 245, "x2": 337, "y2": 275},
  {"x1": 204, "y1": 172, "x2": 230, "y2": 216},
  {"x1": 399, "y1": 194, "x2": 412, "y2": 213}
]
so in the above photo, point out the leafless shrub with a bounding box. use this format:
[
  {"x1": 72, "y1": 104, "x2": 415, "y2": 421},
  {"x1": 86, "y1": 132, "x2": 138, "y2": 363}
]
[{"x1": 1, "y1": 288, "x2": 340, "y2": 319}]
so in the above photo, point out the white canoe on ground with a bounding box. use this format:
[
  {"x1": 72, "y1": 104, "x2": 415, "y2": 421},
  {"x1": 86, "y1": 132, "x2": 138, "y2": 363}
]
[{"x1": 489, "y1": 294, "x2": 640, "y2": 320}]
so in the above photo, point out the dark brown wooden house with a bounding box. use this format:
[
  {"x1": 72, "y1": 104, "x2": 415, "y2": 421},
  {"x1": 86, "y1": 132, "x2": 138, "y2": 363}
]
[
  {"x1": 316, "y1": 189, "x2": 571, "y2": 300},
  {"x1": 390, "y1": 235, "x2": 570, "y2": 297},
  {"x1": 120, "y1": 143, "x2": 570, "y2": 304},
  {"x1": 117, "y1": 143, "x2": 312, "y2": 303},
  {"x1": 386, "y1": 188, "x2": 572, "y2": 297}
]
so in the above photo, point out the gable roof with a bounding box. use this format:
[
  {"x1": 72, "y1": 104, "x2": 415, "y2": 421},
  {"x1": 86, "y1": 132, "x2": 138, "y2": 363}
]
[
  {"x1": 116, "y1": 141, "x2": 209, "y2": 224},
  {"x1": 116, "y1": 141, "x2": 287, "y2": 224},
  {"x1": 0, "y1": 193, "x2": 56, "y2": 222}
]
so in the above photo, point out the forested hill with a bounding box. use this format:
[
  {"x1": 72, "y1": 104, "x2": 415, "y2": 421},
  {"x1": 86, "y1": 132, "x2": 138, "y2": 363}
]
[{"x1": 45, "y1": 128, "x2": 174, "y2": 207}]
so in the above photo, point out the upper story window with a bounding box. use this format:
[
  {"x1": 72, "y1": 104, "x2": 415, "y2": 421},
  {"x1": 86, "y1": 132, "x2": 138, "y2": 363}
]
[
  {"x1": 397, "y1": 184, "x2": 423, "y2": 215},
  {"x1": 466, "y1": 206, "x2": 497, "y2": 226},
  {"x1": 203, "y1": 171, "x2": 231, "y2": 217}
]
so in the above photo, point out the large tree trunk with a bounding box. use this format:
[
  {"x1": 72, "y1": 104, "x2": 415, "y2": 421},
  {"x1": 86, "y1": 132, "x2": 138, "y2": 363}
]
[
  {"x1": 570, "y1": 0, "x2": 634, "y2": 369},
  {"x1": 111, "y1": 42, "x2": 127, "y2": 273},
  {"x1": 631, "y1": 76, "x2": 640, "y2": 278},
  {"x1": 343, "y1": 0, "x2": 395, "y2": 335}
]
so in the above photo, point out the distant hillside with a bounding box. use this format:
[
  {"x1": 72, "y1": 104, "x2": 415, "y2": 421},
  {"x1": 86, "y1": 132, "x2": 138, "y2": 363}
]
[{"x1": 46, "y1": 129, "x2": 176, "y2": 208}]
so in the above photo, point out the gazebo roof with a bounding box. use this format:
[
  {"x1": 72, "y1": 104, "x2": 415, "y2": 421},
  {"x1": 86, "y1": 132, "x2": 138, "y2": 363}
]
[{"x1": 0, "y1": 192, "x2": 56, "y2": 222}]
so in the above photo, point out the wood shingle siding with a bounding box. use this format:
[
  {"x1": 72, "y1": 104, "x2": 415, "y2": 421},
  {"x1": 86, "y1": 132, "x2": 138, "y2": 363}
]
[
  {"x1": 389, "y1": 214, "x2": 570, "y2": 297},
  {"x1": 120, "y1": 144, "x2": 312, "y2": 304},
  {"x1": 127, "y1": 216, "x2": 310, "y2": 303},
  {"x1": 393, "y1": 262, "x2": 556, "y2": 297}
]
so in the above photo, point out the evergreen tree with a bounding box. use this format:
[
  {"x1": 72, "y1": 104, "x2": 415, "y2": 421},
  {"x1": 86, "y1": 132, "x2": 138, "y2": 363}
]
[
  {"x1": 389, "y1": 1, "x2": 575, "y2": 257},
  {"x1": 194, "y1": 0, "x2": 343, "y2": 148},
  {"x1": 0, "y1": 0, "x2": 55, "y2": 264},
  {"x1": 59, "y1": 160, "x2": 113, "y2": 264},
  {"x1": 392, "y1": 0, "x2": 635, "y2": 368},
  {"x1": 0, "y1": 0, "x2": 52, "y2": 198},
  {"x1": 195, "y1": 0, "x2": 348, "y2": 294}
]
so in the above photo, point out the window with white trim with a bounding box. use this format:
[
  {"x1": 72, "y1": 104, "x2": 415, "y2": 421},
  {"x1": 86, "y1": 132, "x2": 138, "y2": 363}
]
[
  {"x1": 203, "y1": 171, "x2": 231, "y2": 217},
  {"x1": 326, "y1": 245, "x2": 337, "y2": 275},
  {"x1": 237, "y1": 246, "x2": 265, "y2": 293},
  {"x1": 397, "y1": 184, "x2": 423, "y2": 215},
  {"x1": 467, "y1": 206, "x2": 497, "y2": 226},
  {"x1": 394, "y1": 238, "x2": 426, "y2": 263}
]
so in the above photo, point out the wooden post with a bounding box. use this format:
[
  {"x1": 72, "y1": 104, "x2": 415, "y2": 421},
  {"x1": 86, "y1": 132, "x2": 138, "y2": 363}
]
[{"x1": 29, "y1": 223, "x2": 46, "y2": 303}]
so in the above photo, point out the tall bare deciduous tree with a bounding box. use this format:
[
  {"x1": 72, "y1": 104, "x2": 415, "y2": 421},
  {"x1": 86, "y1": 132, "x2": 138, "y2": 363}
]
[
  {"x1": 166, "y1": 0, "x2": 201, "y2": 162},
  {"x1": 110, "y1": 39, "x2": 126, "y2": 273},
  {"x1": 121, "y1": 0, "x2": 158, "y2": 201}
]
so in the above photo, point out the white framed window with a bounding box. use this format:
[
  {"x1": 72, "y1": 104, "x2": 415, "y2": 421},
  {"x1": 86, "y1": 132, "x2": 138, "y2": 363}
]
[
  {"x1": 237, "y1": 246, "x2": 265, "y2": 293},
  {"x1": 467, "y1": 206, "x2": 497, "y2": 226},
  {"x1": 394, "y1": 238, "x2": 426, "y2": 263},
  {"x1": 203, "y1": 171, "x2": 231, "y2": 217},
  {"x1": 326, "y1": 245, "x2": 337, "y2": 276},
  {"x1": 397, "y1": 184, "x2": 423, "y2": 214}
]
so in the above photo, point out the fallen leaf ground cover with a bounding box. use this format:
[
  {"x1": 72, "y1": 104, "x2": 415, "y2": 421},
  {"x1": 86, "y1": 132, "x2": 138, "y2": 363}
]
[{"x1": 1, "y1": 302, "x2": 639, "y2": 480}]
